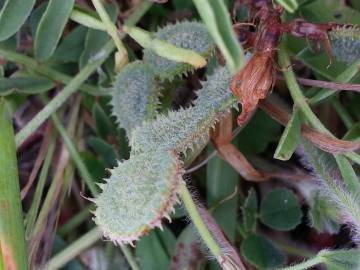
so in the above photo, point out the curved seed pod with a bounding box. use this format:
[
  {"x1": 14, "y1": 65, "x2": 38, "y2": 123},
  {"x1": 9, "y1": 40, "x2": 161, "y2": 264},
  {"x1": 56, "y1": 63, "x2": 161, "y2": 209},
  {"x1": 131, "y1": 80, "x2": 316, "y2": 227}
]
[
  {"x1": 330, "y1": 26, "x2": 360, "y2": 65},
  {"x1": 94, "y1": 150, "x2": 184, "y2": 245},
  {"x1": 111, "y1": 61, "x2": 161, "y2": 137},
  {"x1": 130, "y1": 66, "x2": 236, "y2": 154},
  {"x1": 143, "y1": 21, "x2": 215, "y2": 81}
]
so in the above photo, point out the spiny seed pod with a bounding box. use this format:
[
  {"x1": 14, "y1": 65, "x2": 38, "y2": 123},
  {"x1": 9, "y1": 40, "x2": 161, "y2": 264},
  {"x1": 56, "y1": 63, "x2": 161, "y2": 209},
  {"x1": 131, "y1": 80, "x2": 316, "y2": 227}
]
[
  {"x1": 130, "y1": 66, "x2": 237, "y2": 154},
  {"x1": 329, "y1": 26, "x2": 360, "y2": 64},
  {"x1": 143, "y1": 21, "x2": 215, "y2": 81},
  {"x1": 93, "y1": 150, "x2": 184, "y2": 245},
  {"x1": 111, "y1": 61, "x2": 161, "y2": 137}
]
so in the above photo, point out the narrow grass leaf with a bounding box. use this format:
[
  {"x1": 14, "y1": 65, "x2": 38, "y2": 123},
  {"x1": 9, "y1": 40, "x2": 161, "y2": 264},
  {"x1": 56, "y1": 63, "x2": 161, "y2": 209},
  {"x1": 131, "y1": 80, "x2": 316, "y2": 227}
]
[
  {"x1": 334, "y1": 155, "x2": 360, "y2": 196},
  {"x1": 35, "y1": 0, "x2": 75, "y2": 60},
  {"x1": 0, "y1": 0, "x2": 36, "y2": 41},
  {"x1": 274, "y1": 108, "x2": 301, "y2": 161},
  {"x1": 192, "y1": 0, "x2": 244, "y2": 73},
  {"x1": 0, "y1": 100, "x2": 28, "y2": 270}
]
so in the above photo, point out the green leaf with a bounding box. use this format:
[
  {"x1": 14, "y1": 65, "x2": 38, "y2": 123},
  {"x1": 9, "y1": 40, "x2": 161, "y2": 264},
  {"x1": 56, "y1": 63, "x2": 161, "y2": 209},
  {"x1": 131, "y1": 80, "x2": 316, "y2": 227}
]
[
  {"x1": 259, "y1": 188, "x2": 302, "y2": 231},
  {"x1": 0, "y1": 0, "x2": 36, "y2": 41},
  {"x1": 192, "y1": 0, "x2": 244, "y2": 73},
  {"x1": 207, "y1": 145, "x2": 238, "y2": 241},
  {"x1": 136, "y1": 227, "x2": 176, "y2": 270},
  {"x1": 28, "y1": 1, "x2": 47, "y2": 38},
  {"x1": 53, "y1": 25, "x2": 87, "y2": 63},
  {"x1": 241, "y1": 234, "x2": 285, "y2": 269},
  {"x1": 274, "y1": 108, "x2": 301, "y2": 161},
  {"x1": 92, "y1": 103, "x2": 115, "y2": 140},
  {"x1": 87, "y1": 136, "x2": 118, "y2": 168},
  {"x1": 0, "y1": 76, "x2": 54, "y2": 95},
  {"x1": 320, "y1": 249, "x2": 360, "y2": 270},
  {"x1": 308, "y1": 191, "x2": 340, "y2": 234},
  {"x1": 242, "y1": 188, "x2": 258, "y2": 233},
  {"x1": 238, "y1": 110, "x2": 281, "y2": 155},
  {"x1": 343, "y1": 122, "x2": 360, "y2": 140},
  {"x1": 334, "y1": 155, "x2": 360, "y2": 197},
  {"x1": 34, "y1": 0, "x2": 75, "y2": 60},
  {"x1": 0, "y1": 100, "x2": 28, "y2": 270}
]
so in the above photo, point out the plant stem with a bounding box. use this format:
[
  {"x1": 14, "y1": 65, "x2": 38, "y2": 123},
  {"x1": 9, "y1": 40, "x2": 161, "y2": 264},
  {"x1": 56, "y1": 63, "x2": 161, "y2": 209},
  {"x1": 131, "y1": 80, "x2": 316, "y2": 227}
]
[
  {"x1": 0, "y1": 47, "x2": 98, "y2": 94},
  {"x1": 0, "y1": 99, "x2": 28, "y2": 270},
  {"x1": 277, "y1": 255, "x2": 322, "y2": 270},
  {"x1": 278, "y1": 41, "x2": 360, "y2": 166},
  {"x1": 51, "y1": 112, "x2": 99, "y2": 196},
  {"x1": 331, "y1": 97, "x2": 354, "y2": 129},
  {"x1": 25, "y1": 134, "x2": 57, "y2": 237},
  {"x1": 120, "y1": 245, "x2": 140, "y2": 270},
  {"x1": 91, "y1": 0, "x2": 128, "y2": 70},
  {"x1": 179, "y1": 183, "x2": 222, "y2": 262},
  {"x1": 278, "y1": 42, "x2": 330, "y2": 135},
  {"x1": 57, "y1": 205, "x2": 94, "y2": 236},
  {"x1": 47, "y1": 228, "x2": 102, "y2": 270},
  {"x1": 15, "y1": 41, "x2": 115, "y2": 148}
]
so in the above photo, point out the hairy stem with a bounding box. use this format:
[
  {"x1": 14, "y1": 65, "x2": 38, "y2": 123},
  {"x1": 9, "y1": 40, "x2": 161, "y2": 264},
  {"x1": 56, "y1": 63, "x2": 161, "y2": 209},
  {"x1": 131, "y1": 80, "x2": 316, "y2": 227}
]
[
  {"x1": 179, "y1": 183, "x2": 223, "y2": 263},
  {"x1": 277, "y1": 255, "x2": 322, "y2": 270}
]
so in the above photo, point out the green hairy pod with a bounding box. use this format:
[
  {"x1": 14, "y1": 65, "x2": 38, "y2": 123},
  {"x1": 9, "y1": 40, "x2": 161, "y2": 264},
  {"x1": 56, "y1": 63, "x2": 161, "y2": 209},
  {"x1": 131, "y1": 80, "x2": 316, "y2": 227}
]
[
  {"x1": 329, "y1": 26, "x2": 360, "y2": 64},
  {"x1": 95, "y1": 66, "x2": 237, "y2": 245},
  {"x1": 93, "y1": 150, "x2": 184, "y2": 245},
  {"x1": 130, "y1": 66, "x2": 237, "y2": 154},
  {"x1": 143, "y1": 21, "x2": 215, "y2": 80},
  {"x1": 111, "y1": 61, "x2": 161, "y2": 137}
]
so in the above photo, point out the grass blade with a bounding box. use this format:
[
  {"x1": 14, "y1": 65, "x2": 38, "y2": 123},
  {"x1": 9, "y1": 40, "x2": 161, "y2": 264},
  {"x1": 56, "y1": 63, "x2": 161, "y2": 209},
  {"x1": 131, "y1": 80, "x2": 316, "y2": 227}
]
[
  {"x1": 192, "y1": 0, "x2": 244, "y2": 73},
  {"x1": 0, "y1": 99, "x2": 28, "y2": 269}
]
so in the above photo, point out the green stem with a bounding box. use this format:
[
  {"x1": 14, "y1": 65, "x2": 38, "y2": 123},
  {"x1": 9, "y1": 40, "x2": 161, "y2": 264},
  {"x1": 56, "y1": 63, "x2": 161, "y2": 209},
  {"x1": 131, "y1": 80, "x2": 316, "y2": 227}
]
[
  {"x1": 51, "y1": 112, "x2": 98, "y2": 196},
  {"x1": 331, "y1": 97, "x2": 354, "y2": 129},
  {"x1": 15, "y1": 40, "x2": 115, "y2": 148},
  {"x1": 179, "y1": 183, "x2": 222, "y2": 261},
  {"x1": 47, "y1": 228, "x2": 102, "y2": 270},
  {"x1": 0, "y1": 100, "x2": 28, "y2": 270},
  {"x1": 277, "y1": 255, "x2": 322, "y2": 270},
  {"x1": 278, "y1": 41, "x2": 360, "y2": 166},
  {"x1": 91, "y1": 0, "x2": 128, "y2": 70},
  {"x1": 0, "y1": 47, "x2": 99, "y2": 94},
  {"x1": 57, "y1": 205, "x2": 93, "y2": 236},
  {"x1": 25, "y1": 134, "x2": 57, "y2": 237},
  {"x1": 278, "y1": 42, "x2": 330, "y2": 135},
  {"x1": 120, "y1": 245, "x2": 140, "y2": 270}
]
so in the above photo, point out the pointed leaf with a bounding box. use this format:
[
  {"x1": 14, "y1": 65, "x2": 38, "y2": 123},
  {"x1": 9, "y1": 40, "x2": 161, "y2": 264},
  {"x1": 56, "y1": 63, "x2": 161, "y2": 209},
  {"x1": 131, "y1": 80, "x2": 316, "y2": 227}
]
[
  {"x1": 0, "y1": 0, "x2": 36, "y2": 41},
  {"x1": 274, "y1": 108, "x2": 301, "y2": 161},
  {"x1": 34, "y1": 0, "x2": 75, "y2": 60}
]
